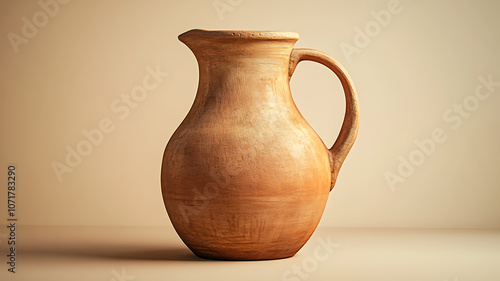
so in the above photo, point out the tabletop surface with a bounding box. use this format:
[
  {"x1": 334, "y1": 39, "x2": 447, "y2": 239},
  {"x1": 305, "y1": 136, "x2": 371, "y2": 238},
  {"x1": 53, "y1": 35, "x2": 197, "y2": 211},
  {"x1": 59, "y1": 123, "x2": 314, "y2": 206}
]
[{"x1": 2, "y1": 225, "x2": 499, "y2": 281}]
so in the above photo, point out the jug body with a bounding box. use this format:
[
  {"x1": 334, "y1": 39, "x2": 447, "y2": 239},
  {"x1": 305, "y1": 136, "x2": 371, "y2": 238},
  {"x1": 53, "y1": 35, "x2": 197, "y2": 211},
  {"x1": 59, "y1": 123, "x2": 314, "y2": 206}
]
[{"x1": 161, "y1": 29, "x2": 359, "y2": 260}]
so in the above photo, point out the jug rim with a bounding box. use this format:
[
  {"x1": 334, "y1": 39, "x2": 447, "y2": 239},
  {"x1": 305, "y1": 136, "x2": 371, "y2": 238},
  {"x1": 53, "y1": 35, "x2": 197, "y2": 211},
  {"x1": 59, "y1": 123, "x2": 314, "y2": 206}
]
[{"x1": 179, "y1": 29, "x2": 299, "y2": 41}]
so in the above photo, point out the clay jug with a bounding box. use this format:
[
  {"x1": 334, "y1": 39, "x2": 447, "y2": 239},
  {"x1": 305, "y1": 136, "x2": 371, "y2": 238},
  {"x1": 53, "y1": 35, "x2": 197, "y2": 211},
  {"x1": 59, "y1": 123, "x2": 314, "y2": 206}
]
[{"x1": 161, "y1": 29, "x2": 359, "y2": 260}]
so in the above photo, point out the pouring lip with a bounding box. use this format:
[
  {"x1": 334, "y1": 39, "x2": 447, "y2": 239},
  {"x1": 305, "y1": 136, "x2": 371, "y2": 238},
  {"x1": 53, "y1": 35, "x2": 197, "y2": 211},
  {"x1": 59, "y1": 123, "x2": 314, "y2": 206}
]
[{"x1": 178, "y1": 29, "x2": 300, "y2": 42}]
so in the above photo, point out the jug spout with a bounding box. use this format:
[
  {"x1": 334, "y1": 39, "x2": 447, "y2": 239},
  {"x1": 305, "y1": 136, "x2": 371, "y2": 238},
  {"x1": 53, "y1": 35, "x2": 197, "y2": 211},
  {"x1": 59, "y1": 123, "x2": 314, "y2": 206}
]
[{"x1": 178, "y1": 29, "x2": 299, "y2": 63}]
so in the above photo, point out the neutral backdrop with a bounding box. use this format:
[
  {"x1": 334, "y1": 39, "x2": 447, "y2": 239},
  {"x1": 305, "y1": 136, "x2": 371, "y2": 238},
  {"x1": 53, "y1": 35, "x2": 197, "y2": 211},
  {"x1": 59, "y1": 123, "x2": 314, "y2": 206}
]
[{"x1": 1, "y1": 0, "x2": 499, "y2": 229}]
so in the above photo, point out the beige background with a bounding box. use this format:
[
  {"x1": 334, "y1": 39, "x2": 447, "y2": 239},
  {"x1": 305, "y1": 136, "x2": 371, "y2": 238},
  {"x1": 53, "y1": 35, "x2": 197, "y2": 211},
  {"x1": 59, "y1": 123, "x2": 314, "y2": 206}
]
[{"x1": 1, "y1": 0, "x2": 500, "y2": 229}]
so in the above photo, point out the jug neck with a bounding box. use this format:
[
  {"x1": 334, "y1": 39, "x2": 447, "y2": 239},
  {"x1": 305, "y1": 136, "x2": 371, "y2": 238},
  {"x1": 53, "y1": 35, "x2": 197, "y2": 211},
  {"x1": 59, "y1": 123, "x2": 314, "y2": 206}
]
[{"x1": 179, "y1": 29, "x2": 299, "y2": 81}]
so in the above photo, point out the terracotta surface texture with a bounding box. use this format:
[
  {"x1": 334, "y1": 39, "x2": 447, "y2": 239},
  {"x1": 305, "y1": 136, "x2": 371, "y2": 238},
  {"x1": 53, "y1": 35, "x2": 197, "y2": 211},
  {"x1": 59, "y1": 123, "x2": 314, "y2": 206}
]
[{"x1": 161, "y1": 29, "x2": 360, "y2": 260}]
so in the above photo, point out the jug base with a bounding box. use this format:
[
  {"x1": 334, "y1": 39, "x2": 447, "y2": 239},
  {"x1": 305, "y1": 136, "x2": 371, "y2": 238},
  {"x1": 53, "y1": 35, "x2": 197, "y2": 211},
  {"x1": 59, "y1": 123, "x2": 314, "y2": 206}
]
[{"x1": 192, "y1": 249, "x2": 297, "y2": 261}]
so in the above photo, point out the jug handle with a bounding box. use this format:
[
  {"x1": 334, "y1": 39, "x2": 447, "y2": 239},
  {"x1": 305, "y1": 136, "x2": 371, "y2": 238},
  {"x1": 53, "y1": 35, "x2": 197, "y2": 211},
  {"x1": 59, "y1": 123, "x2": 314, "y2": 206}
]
[{"x1": 289, "y1": 48, "x2": 360, "y2": 191}]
